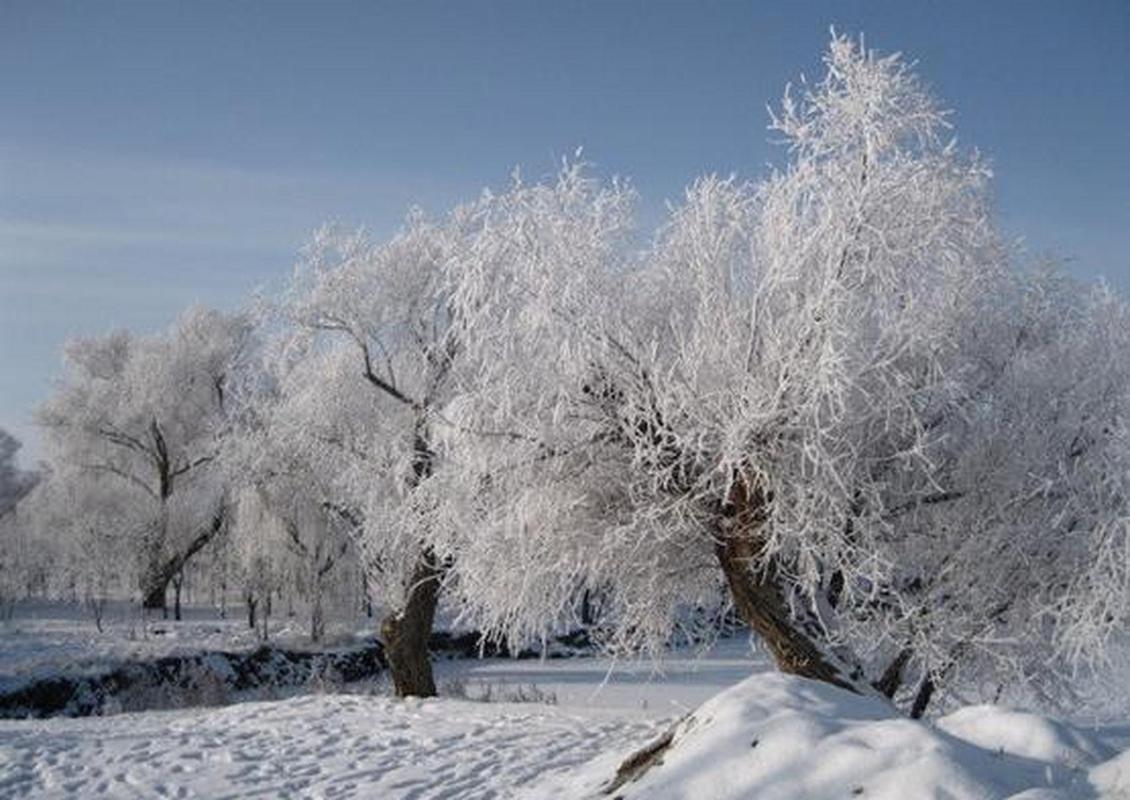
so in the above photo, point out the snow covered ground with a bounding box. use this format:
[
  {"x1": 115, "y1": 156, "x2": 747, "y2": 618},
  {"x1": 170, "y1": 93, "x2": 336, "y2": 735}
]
[
  {"x1": 0, "y1": 641, "x2": 758, "y2": 799},
  {"x1": 3, "y1": 653, "x2": 1130, "y2": 798},
  {"x1": 0, "y1": 692, "x2": 663, "y2": 799},
  {"x1": 3, "y1": 606, "x2": 1130, "y2": 798}
]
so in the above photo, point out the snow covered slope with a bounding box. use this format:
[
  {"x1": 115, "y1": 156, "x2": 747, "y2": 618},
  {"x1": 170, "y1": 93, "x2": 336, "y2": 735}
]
[{"x1": 586, "y1": 673, "x2": 1130, "y2": 800}]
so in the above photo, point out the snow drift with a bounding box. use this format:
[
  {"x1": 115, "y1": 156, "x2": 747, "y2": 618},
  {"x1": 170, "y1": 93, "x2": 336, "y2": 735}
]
[{"x1": 597, "y1": 674, "x2": 1130, "y2": 800}]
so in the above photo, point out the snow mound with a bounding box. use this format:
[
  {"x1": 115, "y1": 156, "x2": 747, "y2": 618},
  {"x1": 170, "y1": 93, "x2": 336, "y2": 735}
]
[
  {"x1": 600, "y1": 673, "x2": 1126, "y2": 800},
  {"x1": 1090, "y1": 749, "x2": 1130, "y2": 797},
  {"x1": 937, "y1": 706, "x2": 1115, "y2": 768}
]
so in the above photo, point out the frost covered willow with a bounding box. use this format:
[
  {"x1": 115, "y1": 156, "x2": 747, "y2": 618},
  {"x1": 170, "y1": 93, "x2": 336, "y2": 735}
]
[
  {"x1": 267, "y1": 217, "x2": 459, "y2": 695},
  {"x1": 17, "y1": 32, "x2": 1128, "y2": 716},
  {"x1": 885, "y1": 273, "x2": 1130, "y2": 713},
  {"x1": 15, "y1": 470, "x2": 135, "y2": 625},
  {"x1": 0, "y1": 429, "x2": 37, "y2": 519},
  {"x1": 438, "y1": 35, "x2": 1130, "y2": 712},
  {"x1": 266, "y1": 166, "x2": 634, "y2": 694},
  {"x1": 36, "y1": 307, "x2": 250, "y2": 615},
  {"x1": 223, "y1": 338, "x2": 377, "y2": 642},
  {"x1": 261, "y1": 178, "x2": 579, "y2": 690}
]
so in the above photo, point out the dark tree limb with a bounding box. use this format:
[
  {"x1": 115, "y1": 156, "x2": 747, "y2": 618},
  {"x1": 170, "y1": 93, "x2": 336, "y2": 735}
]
[
  {"x1": 714, "y1": 478, "x2": 858, "y2": 693},
  {"x1": 873, "y1": 648, "x2": 913, "y2": 699},
  {"x1": 141, "y1": 507, "x2": 227, "y2": 611}
]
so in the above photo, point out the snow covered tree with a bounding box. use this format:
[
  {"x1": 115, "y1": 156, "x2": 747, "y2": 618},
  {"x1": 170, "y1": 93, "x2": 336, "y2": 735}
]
[
  {"x1": 228, "y1": 487, "x2": 291, "y2": 639},
  {"x1": 0, "y1": 428, "x2": 38, "y2": 518},
  {"x1": 0, "y1": 432, "x2": 43, "y2": 614},
  {"x1": 439, "y1": 34, "x2": 1130, "y2": 711},
  {"x1": 19, "y1": 473, "x2": 135, "y2": 627},
  {"x1": 270, "y1": 163, "x2": 633, "y2": 695},
  {"x1": 222, "y1": 349, "x2": 363, "y2": 644},
  {"x1": 227, "y1": 484, "x2": 357, "y2": 643},
  {"x1": 271, "y1": 218, "x2": 463, "y2": 695},
  {"x1": 870, "y1": 271, "x2": 1130, "y2": 714},
  {"x1": 37, "y1": 307, "x2": 250, "y2": 616}
]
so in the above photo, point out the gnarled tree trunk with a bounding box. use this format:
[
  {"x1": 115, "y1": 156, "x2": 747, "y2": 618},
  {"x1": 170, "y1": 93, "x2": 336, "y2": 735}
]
[
  {"x1": 381, "y1": 548, "x2": 444, "y2": 698},
  {"x1": 142, "y1": 583, "x2": 168, "y2": 613},
  {"x1": 714, "y1": 478, "x2": 858, "y2": 692},
  {"x1": 142, "y1": 506, "x2": 171, "y2": 614},
  {"x1": 141, "y1": 507, "x2": 226, "y2": 616}
]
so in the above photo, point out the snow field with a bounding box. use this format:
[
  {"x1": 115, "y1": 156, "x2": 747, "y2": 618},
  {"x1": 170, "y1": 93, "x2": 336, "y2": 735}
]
[
  {"x1": 0, "y1": 638, "x2": 759, "y2": 798},
  {"x1": 0, "y1": 693, "x2": 663, "y2": 799},
  {"x1": 3, "y1": 660, "x2": 1130, "y2": 798},
  {"x1": 3, "y1": 615, "x2": 1130, "y2": 799}
]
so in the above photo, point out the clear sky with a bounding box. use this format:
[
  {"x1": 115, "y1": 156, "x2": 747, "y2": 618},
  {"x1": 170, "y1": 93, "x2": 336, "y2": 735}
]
[{"x1": 2, "y1": 0, "x2": 1128, "y2": 465}]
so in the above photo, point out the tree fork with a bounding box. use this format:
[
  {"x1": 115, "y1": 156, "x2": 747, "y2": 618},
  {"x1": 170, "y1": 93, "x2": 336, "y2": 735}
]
[{"x1": 141, "y1": 507, "x2": 227, "y2": 616}]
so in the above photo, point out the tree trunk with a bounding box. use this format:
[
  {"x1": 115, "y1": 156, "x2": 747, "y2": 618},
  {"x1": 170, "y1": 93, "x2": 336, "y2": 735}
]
[
  {"x1": 580, "y1": 588, "x2": 596, "y2": 626},
  {"x1": 260, "y1": 591, "x2": 270, "y2": 641},
  {"x1": 874, "y1": 648, "x2": 912, "y2": 699},
  {"x1": 381, "y1": 549, "x2": 444, "y2": 698},
  {"x1": 715, "y1": 478, "x2": 858, "y2": 692},
  {"x1": 310, "y1": 588, "x2": 325, "y2": 643},
  {"x1": 140, "y1": 507, "x2": 226, "y2": 617},
  {"x1": 90, "y1": 596, "x2": 106, "y2": 633},
  {"x1": 142, "y1": 582, "x2": 168, "y2": 614},
  {"x1": 378, "y1": 420, "x2": 445, "y2": 698},
  {"x1": 360, "y1": 573, "x2": 372, "y2": 617},
  {"x1": 172, "y1": 570, "x2": 184, "y2": 621},
  {"x1": 910, "y1": 675, "x2": 935, "y2": 719},
  {"x1": 142, "y1": 507, "x2": 169, "y2": 615},
  {"x1": 247, "y1": 595, "x2": 257, "y2": 630}
]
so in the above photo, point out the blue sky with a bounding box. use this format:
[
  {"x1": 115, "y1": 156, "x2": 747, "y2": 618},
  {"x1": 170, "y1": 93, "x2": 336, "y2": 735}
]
[{"x1": 2, "y1": 0, "x2": 1128, "y2": 464}]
